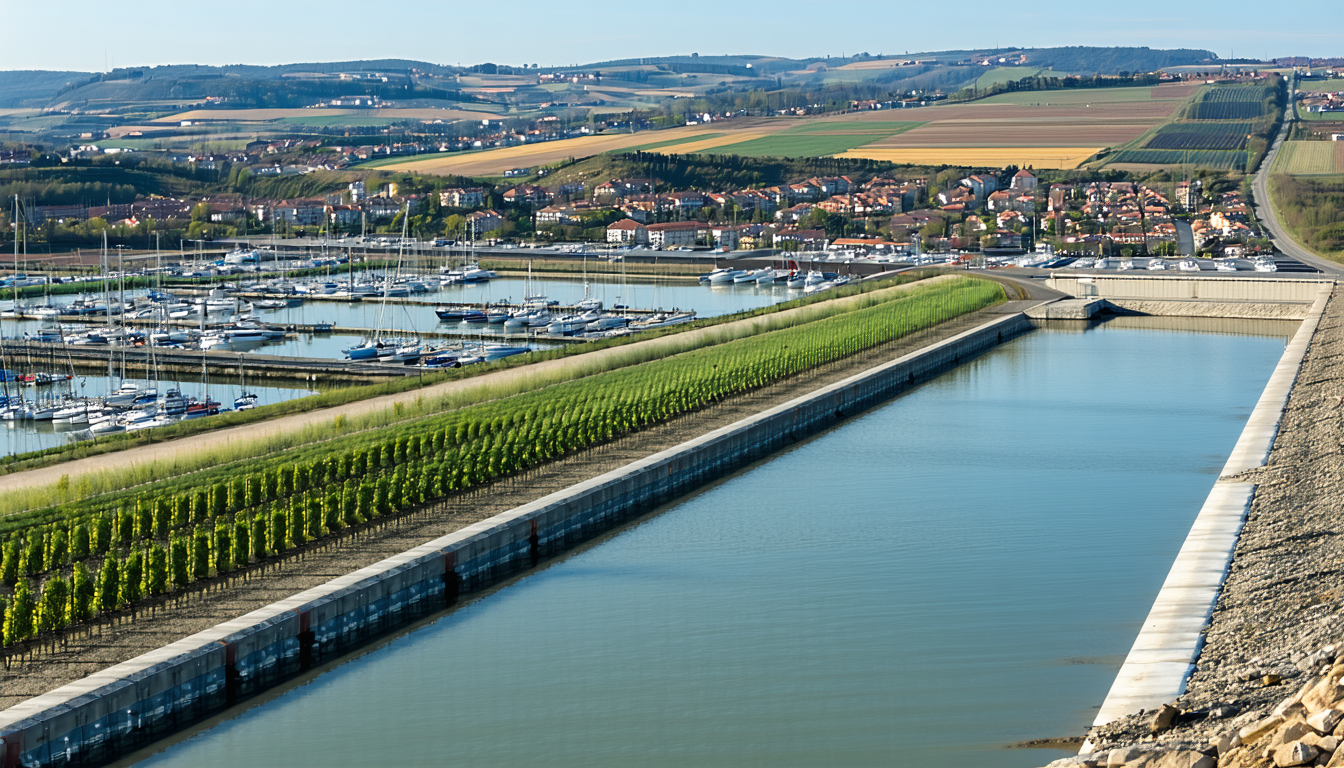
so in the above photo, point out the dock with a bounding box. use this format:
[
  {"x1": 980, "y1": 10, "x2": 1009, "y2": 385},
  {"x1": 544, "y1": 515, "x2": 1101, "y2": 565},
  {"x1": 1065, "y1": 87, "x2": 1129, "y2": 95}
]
[{"x1": 2, "y1": 342, "x2": 423, "y2": 382}]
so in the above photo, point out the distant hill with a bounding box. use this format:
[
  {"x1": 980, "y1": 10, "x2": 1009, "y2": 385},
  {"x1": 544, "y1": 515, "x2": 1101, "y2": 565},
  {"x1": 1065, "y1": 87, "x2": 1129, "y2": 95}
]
[
  {"x1": 0, "y1": 47, "x2": 1223, "y2": 114},
  {"x1": 0, "y1": 70, "x2": 92, "y2": 108},
  {"x1": 1022, "y1": 46, "x2": 1217, "y2": 74}
]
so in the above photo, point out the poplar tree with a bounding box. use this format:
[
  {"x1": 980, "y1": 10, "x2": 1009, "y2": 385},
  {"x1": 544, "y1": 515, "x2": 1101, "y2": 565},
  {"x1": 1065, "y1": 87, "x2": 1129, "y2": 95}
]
[
  {"x1": 96, "y1": 557, "x2": 121, "y2": 613},
  {"x1": 70, "y1": 562, "x2": 95, "y2": 622},
  {"x1": 3, "y1": 580, "x2": 35, "y2": 644}
]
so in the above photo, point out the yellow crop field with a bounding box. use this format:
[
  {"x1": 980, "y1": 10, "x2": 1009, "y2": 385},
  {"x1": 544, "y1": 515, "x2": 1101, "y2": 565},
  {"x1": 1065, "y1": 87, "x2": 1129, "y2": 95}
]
[
  {"x1": 647, "y1": 133, "x2": 771, "y2": 154},
  {"x1": 382, "y1": 126, "x2": 723, "y2": 176},
  {"x1": 833, "y1": 146, "x2": 1104, "y2": 169}
]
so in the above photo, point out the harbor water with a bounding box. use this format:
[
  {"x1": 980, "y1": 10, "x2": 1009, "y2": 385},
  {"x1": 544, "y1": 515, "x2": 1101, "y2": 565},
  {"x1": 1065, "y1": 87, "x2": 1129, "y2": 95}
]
[{"x1": 121, "y1": 317, "x2": 1292, "y2": 767}]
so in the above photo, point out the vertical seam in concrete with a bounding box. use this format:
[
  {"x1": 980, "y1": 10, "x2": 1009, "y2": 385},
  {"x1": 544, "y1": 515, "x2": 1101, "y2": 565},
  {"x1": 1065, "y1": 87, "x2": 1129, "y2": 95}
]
[{"x1": 1091, "y1": 283, "x2": 1333, "y2": 729}]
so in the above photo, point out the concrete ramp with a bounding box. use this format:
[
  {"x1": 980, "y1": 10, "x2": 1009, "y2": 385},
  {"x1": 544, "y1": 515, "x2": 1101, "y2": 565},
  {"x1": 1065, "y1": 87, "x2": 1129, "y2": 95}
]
[{"x1": 1024, "y1": 298, "x2": 1104, "y2": 320}]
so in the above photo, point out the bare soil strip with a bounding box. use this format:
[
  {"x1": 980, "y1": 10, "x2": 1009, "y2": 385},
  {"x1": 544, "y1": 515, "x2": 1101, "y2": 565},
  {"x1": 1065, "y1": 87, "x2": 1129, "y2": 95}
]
[{"x1": 0, "y1": 306, "x2": 1007, "y2": 709}]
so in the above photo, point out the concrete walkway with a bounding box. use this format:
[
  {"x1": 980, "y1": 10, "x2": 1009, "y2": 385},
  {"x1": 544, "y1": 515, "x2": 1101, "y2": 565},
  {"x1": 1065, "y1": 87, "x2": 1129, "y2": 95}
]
[{"x1": 1091, "y1": 281, "x2": 1333, "y2": 727}]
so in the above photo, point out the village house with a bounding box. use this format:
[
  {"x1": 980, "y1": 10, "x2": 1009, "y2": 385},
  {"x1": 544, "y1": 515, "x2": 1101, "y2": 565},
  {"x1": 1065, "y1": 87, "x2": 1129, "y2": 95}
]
[
  {"x1": 1009, "y1": 169, "x2": 1038, "y2": 192},
  {"x1": 645, "y1": 221, "x2": 702, "y2": 248},
  {"x1": 606, "y1": 219, "x2": 649, "y2": 245},
  {"x1": 594, "y1": 178, "x2": 654, "y2": 200},
  {"x1": 466, "y1": 209, "x2": 504, "y2": 235},
  {"x1": 501, "y1": 185, "x2": 552, "y2": 207},
  {"x1": 439, "y1": 187, "x2": 488, "y2": 208}
]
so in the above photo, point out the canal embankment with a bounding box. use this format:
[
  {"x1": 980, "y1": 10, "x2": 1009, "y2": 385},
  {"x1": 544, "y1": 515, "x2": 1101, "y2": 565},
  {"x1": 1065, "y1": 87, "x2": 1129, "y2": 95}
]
[
  {"x1": 0, "y1": 305, "x2": 1037, "y2": 767},
  {"x1": 0, "y1": 302, "x2": 1030, "y2": 707},
  {"x1": 1045, "y1": 283, "x2": 1344, "y2": 768}
]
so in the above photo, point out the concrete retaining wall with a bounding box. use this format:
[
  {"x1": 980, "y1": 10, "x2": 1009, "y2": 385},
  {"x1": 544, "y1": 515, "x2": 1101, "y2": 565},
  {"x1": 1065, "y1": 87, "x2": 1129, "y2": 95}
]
[
  {"x1": 0, "y1": 311, "x2": 1033, "y2": 768},
  {"x1": 1047, "y1": 274, "x2": 1329, "y2": 304},
  {"x1": 1089, "y1": 282, "x2": 1333, "y2": 731}
]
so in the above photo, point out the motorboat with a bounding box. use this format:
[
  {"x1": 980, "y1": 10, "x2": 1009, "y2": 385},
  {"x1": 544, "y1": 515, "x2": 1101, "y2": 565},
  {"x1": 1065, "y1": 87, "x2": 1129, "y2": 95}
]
[
  {"x1": 1215, "y1": 259, "x2": 1239, "y2": 272},
  {"x1": 785, "y1": 273, "x2": 807, "y2": 289},
  {"x1": 481, "y1": 344, "x2": 531, "y2": 362},
  {"x1": 1146, "y1": 259, "x2": 1168, "y2": 271},
  {"x1": 105, "y1": 384, "x2": 157, "y2": 408},
  {"x1": 157, "y1": 388, "x2": 189, "y2": 416},
  {"x1": 547, "y1": 315, "x2": 591, "y2": 335},
  {"x1": 1178, "y1": 258, "x2": 1201, "y2": 272},
  {"x1": 1253, "y1": 257, "x2": 1278, "y2": 273},
  {"x1": 699, "y1": 268, "x2": 734, "y2": 283},
  {"x1": 707, "y1": 270, "x2": 744, "y2": 285}
]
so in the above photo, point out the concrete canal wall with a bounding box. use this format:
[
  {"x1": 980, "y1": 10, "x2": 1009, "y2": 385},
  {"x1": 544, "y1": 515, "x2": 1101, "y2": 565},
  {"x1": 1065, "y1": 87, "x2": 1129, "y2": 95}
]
[
  {"x1": 0, "y1": 311, "x2": 1034, "y2": 768},
  {"x1": 1088, "y1": 282, "x2": 1333, "y2": 732},
  {"x1": 1046, "y1": 274, "x2": 1328, "y2": 305}
]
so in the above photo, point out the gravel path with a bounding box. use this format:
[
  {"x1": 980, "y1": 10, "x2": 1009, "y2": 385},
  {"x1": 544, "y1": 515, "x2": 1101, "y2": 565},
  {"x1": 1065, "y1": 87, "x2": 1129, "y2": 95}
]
[
  {"x1": 1083, "y1": 283, "x2": 1344, "y2": 753},
  {"x1": 0, "y1": 305, "x2": 1003, "y2": 710},
  {"x1": 0, "y1": 276, "x2": 957, "y2": 507}
]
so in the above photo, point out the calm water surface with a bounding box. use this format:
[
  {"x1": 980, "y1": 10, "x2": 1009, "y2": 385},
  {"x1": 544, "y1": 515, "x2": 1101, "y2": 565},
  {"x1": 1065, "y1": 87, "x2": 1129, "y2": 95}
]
[{"x1": 134, "y1": 318, "x2": 1293, "y2": 768}]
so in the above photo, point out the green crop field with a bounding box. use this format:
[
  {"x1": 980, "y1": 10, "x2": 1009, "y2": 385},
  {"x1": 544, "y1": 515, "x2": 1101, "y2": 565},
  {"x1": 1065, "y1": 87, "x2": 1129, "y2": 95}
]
[
  {"x1": 699, "y1": 121, "x2": 922, "y2": 158},
  {"x1": 0, "y1": 278, "x2": 1003, "y2": 648},
  {"x1": 975, "y1": 67, "x2": 1044, "y2": 89},
  {"x1": 1275, "y1": 141, "x2": 1344, "y2": 175},
  {"x1": 1296, "y1": 79, "x2": 1344, "y2": 93}
]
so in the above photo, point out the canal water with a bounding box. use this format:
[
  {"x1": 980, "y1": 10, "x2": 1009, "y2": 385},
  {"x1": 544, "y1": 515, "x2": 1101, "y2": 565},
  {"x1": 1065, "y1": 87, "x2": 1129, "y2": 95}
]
[{"x1": 128, "y1": 317, "x2": 1293, "y2": 767}]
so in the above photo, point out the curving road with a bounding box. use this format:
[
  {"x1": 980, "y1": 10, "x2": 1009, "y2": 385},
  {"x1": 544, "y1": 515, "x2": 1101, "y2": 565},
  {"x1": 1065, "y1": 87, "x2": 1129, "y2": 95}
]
[{"x1": 1250, "y1": 104, "x2": 1343, "y2": 276}]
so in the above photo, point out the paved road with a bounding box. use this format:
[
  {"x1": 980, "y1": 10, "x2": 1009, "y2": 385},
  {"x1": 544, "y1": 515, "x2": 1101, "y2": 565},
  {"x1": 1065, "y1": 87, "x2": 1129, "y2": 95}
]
[
  {"x1": 969, "y1": 269, "x2": 1069, "y2": 301},
  {"x1": 1174, "y1": 220, "x2": 1195, "y2": 257},
  {"x1": 1251, "y1": 105, "x2": 1343, "y2": 276}
]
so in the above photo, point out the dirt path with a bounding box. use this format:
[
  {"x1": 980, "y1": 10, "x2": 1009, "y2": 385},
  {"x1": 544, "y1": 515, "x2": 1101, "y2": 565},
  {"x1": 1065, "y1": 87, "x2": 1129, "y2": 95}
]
[
  {"x1": 0, "y1": 305, "x2": 1004, "y2": 709},
  {"x1": 0, "y1": 276, "x2": 961, "y2": 507}
]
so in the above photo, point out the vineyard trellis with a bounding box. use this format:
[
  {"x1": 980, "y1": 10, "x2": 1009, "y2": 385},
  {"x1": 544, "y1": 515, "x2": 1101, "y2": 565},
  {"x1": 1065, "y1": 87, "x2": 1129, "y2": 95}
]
[{"x1": 0, "y1": 278, "x2": 1003, "y2": 649}]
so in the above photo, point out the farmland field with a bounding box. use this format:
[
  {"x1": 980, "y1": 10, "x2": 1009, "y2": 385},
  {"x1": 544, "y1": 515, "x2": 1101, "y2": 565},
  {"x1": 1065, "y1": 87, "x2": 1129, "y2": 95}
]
[
  {"x1": 691, "y1": 121, "x2": 923, "y2": 158},
  {"x1": 624, "y1": 133, "x2": 726, "y2": 152},
  {"x1": 1297, "y1": 79, "x2": 1344, "y2": 93},
  {"x1": 153, "y1": 107, "x2": 498, "y2": 123},
  {"x1": 977, "y1": 82, "x2": 1194, "y2": 106},
  {"x1": 1274, "y1": 141, "x2": 1344, "y2": 175},
  {"x1": 1108, "y1": 147, "x2": 1248, "y2": 170},
  {"x1": 382, "y1": 84, "x2": 1188, "y2": 175},
  {"x1": 1185, "y1": 82, "x2": 1274, "y2": 120},
  {"x1": 975, "y1": 67, "x2": 1044, "y2": 89},
  {"x1": 379, "y1": 124, "x2": 726, "y2": 175},
  {"x1": 832, "y1": 146, "x2": 1103, "y2": 169},
  {"x1": 1142, "y1": 121, "x2": 1254, "y2": 150}
]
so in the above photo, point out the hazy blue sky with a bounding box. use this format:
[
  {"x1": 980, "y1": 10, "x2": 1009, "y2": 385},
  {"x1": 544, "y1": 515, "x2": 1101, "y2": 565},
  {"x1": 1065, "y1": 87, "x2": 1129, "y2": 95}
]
[{"x1": 2, "y1": 0, "x2": 1338, "y2": 72}]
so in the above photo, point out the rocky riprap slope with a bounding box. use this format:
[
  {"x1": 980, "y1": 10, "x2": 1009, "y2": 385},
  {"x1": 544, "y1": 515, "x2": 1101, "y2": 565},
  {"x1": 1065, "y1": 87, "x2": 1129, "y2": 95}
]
[{"x1": 1045, "y1": 288, "x2": 1344, "y2": 767}]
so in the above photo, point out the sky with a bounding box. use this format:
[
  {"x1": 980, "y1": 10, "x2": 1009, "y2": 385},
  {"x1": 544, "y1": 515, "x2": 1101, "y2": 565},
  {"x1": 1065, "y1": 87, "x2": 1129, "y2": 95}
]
[{"x1": 0, "y1": 0, "x2": 1339, "y2": 72}]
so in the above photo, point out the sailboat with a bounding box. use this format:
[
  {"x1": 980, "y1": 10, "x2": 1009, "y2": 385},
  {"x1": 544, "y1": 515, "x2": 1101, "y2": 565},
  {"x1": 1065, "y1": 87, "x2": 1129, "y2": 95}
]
[
  {"x1": 234, "y1": 365, "x2": 258, "y2": 411},
  {"x1": 344, "y1": 207, "x2": 419, "y2": 361}
]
